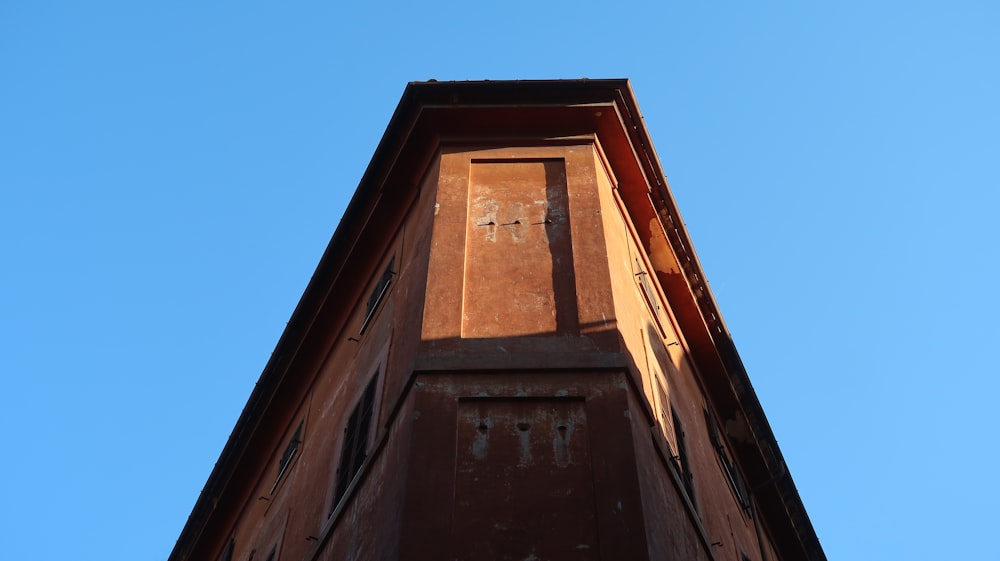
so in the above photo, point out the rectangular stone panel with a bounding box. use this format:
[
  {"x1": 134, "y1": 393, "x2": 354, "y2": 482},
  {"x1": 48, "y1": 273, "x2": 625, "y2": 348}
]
[
  {"x1": 451, "y1": 398, "x2": 598, "y2": 561},
  {"x1": 463, "y1": 159, "x2": 579, "y2": 338}
]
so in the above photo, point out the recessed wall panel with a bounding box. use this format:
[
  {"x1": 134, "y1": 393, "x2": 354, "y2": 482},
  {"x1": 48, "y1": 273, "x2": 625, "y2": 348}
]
[
  {"x1": 452, "y1": 398, "x2": 598, "y2": 560},
  {"x1": 463, "y1": 159, "x2": 579, "y2": 338}
]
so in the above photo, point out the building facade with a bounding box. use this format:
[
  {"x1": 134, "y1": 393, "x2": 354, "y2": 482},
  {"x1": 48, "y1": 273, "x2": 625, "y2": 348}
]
[{"x1": 169, "y1": 80, "x2": 825, "y2": 561}]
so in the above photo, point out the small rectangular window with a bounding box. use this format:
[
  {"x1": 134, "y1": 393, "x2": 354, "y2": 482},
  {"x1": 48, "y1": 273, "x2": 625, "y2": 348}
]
[
  {"x1": 671, "y1": 409, "x2": 697, "y2": 509},
  {"x1": 653, "y1": 376, "x2": 674, "y2": 443},
  {"x1": 634, "y1": 258, "x2": 670, "y2": 335},
  {"x1": 270, "y1": 421, "x2": 303, "y2": 494},
  {"x1": 704, "y1": 409, "x2": 750, "y2": 510},
  {"x1": 331, "y1": 373, "x2": 379, "y2": 514},
  {"x1": 361, "y1": 256, "x2": 395, "y2": 333}
]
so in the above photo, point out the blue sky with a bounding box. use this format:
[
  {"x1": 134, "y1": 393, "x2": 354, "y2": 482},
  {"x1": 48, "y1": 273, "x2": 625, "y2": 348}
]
[{"x1": 2, "y1": 2, "x2": 997, "y2": 560}]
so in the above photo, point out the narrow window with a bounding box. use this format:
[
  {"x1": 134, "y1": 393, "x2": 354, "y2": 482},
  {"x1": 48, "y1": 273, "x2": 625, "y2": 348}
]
[
  {"x1": 634, "y1": 257, "x2": 669, "y2": 334},
  {"x1": 270, "y1": 421, "x2": 303, "y2": 494},
  {"x1": 331, "y1": 373, "x2": 379, "y2": 514},
  {"x1": 361, "y1": 256, "x2": 395, "y2": 333},
  {"x1": 654, "y1": 376, "x2": 673, "y2": 442},
  {"x1": 671, "y1": 409, "x2": 697, "y2": 509},
  {"x1": 705, "y1": 409, "x2": 750, "y2": 510}
]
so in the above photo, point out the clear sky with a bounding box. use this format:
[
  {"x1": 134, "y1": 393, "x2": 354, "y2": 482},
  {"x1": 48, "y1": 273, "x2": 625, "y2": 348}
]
[{"x1": 2, "y1": 2, "x2": 997, "y2": 560}]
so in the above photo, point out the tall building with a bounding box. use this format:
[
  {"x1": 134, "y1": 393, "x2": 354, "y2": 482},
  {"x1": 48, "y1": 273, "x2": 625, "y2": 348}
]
[{"x1": 169, "y1": 80, "x2": 825, "y2": 561}]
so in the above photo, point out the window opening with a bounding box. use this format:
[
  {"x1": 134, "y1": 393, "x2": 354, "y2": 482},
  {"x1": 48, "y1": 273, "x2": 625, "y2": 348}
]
[
  {"x1": 671, "y1": 409, "x2": 697, "y2": 509},
  {"x1": 270, "y1": 420, "x2": 303, "y2": 494},
  {"x1": 361, "y1": 256, "x2": 395, "y2": 333},
  {"x1": 654, "y1": 376, "x2": 675, "y2": 445},
  {"x1": 331, "y1": 372, "x2": 379, "y2": 514},
  {"x1": 705, "y1": 409, "x2": 750, "y2": 510},
  {"x1": 635, "y1": 257, "x2": 670, "y2": 335}
]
